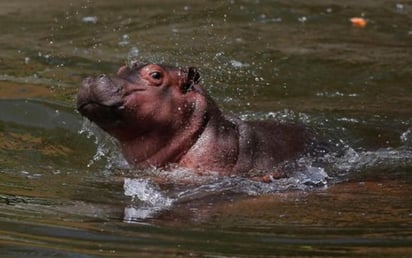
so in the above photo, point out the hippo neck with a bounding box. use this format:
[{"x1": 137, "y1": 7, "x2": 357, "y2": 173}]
[{"x1": 178, "y1": 103, "x2": 240, "y2": 174}]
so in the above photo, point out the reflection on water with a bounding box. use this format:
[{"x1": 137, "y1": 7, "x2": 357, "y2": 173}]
[{"x1": 1, "y1": 0, "x2": 412, "y2": 257}]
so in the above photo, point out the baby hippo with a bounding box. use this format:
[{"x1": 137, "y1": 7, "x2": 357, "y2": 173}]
[{"x1": 77, "y1": 62, "x2": 307, "y2": 179}]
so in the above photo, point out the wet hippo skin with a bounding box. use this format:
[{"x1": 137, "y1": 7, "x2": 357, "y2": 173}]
[{"x1": 77, "y1": 62, "x2": 307, "y2": 179}]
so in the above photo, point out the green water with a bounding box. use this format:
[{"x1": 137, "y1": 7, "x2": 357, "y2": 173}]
[{"x1": 1, "y1": 1, "x2": 411, "y2": 257}]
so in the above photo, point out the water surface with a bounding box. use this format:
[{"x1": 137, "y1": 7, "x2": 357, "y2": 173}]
[{"x1": 1, "y1": 0, "x2": 411, "y2": 257}]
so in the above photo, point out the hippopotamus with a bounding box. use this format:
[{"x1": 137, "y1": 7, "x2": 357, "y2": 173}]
[{"x1": 76, "y1": 62, "x2": 307, "y2": 180}]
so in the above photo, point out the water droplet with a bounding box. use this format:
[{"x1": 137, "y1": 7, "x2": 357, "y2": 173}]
[
  {"x1": 298, "y1": 16, "x2": 307, "y2": 23},
  {"x1": 82, "y1": 16, "x2": 98, "y2": 24},
  {"x1": 230, "y1": 60, "x2": 249, "y2": 68},
  {"x1": 127, "y1": 46, "x2": 140, "y2": 65},
  {"x1": 396, "y1": 3, "x2": 404, "y2": 11},
  {"x1": 400, "y1": 128, "x2": 411, "y2": 144},
  {"x1": 118, "y1": 34, "x2": 130, "y2": 47}
]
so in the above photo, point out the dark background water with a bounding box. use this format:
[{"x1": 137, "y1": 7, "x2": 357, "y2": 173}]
[{"x1": 0, "y1": 0, "x2": 411, "y2": 257}]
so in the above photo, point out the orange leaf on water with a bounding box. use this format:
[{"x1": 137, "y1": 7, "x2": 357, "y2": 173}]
[{"x1": 350, "y1": 17, "x2": 367, "y2": 28}]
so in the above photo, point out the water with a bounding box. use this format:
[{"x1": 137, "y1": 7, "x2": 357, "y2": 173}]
[{"x1": 1, "y1": 0, "x2": 411, "y2": 257}]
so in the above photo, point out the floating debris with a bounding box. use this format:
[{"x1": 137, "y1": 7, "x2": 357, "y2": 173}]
[{"x1": 350, "y1": 17, "x2": 367, "y2": 28}]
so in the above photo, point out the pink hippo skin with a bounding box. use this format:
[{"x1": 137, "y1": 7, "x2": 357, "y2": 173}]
[{"x1": 76, "y1": 62, "x2": 307, "y2": 180}]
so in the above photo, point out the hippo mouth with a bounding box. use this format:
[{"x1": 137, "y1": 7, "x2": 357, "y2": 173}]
[
  {"x1": 77, "y1": 98, "x2": 121, "y2": 110},
  {"x1": 77, "y1": 101, "x2": 125, "y2": 128},
  {"x1": 77, "y1": 98, "x2": 124, "y2": 113}
]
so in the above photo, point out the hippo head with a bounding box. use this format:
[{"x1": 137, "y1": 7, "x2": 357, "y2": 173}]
[{"x1": 76, "y1": 62, "x2": 206, "y2": 142}]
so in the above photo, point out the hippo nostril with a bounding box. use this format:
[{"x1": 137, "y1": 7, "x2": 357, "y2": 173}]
[{"x1": 98, "y1": 74, "x2": 109, "y2": 84}]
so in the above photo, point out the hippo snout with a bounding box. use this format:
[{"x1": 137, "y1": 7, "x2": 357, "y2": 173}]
[
  {"x1": 76, "y1": 76, "x2": 94, "y2": 110},
  {"x1": 77, "y1": 75, "x2": 125, "y2": 111}
]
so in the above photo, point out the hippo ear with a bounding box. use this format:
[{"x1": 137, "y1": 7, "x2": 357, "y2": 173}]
[
  {"x1": 182, "y1": 67, "x2": 201, "y2": 93},
  {"x1": 188, "y1": 67, "x2": 201, "y2": 84}
]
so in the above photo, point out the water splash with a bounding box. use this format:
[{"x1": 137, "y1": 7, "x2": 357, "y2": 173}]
[
  {"x1": 178, "y1": 166, "x2": 329, "y2": 198},
  {"x1": 119, "y1": 139, "x2": 412, "y2": 222},
  {"x1": 121, "y1": 165, "x2": 329, "y2": 222},
  {"x1": 79, "y1": 110, "x2": 412, "y2": 221},
  {"x1": 79, "y1": 119, "x2": 128, "y2": 171},
  {"x1": 400, "y1": 128, "x2": 412, "y2": 146},
  {"x1": 123, "y1": 178, "x2": 174, "y2": 222},
  {"x1": 333, "y1": 147, "x2": 412, "y2": 174}
]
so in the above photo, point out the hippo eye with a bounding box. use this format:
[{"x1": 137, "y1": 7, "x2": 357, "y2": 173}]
[{"x1": 150, "y1": 71, "x2": 162, "y2": 80}]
